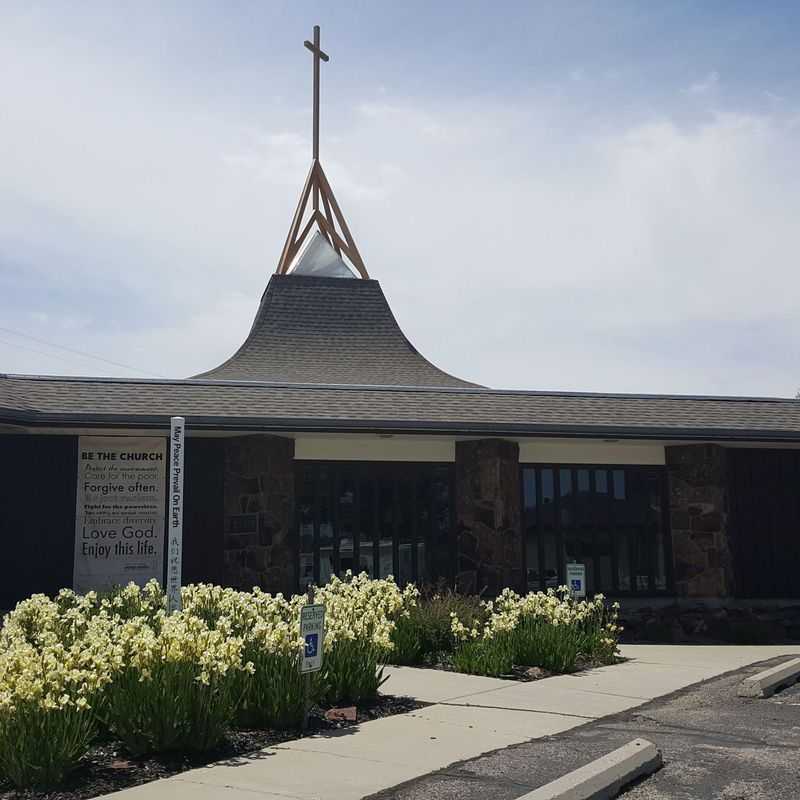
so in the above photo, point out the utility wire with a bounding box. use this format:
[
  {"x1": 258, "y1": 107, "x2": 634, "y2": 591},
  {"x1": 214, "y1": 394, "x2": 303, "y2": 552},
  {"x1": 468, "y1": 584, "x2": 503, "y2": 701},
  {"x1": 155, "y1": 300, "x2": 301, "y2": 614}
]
[
  {"x1": 0, "y1": 325, "x2": 167, "y2": 378},
  {"x1": 0, "y1": 336, "x2": 79, "y2": 364}
]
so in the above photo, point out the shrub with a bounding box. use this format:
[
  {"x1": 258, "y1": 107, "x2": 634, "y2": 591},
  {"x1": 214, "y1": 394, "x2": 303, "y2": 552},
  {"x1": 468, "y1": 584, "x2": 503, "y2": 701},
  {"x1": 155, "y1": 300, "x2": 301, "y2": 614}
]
[
  {"x1": 0, "y1": 574, "x2": 622, "y2": 791},
  {"x1": 451, "y1": 635, "x2": 516, "y2": 676},
  {"x1": 315, "y1": 573, "x2": 414, "y2": 704},
  {"x1": 502, "y1": 588, "x2": 622, "y2": 672},
  {"x1": 578, "y1": 598, "x2": 622, "y2": 665},
  {"x1": 391, "y1": 586, "x2": 484, "y2": 666},
  {"x1": 181, "y1": 584, "x2": 308, "y2": 729},
  {"x1": 388, "y1": 612, "x2": 423, "y2": 665},
  {"x1": 450, "y1": 587, "x2": 622, "y2": 676},
  {"x1": 0, "y1": 598, "x2": 113, "y2": 788},
  {"x1": 449, "y1": 596, "x2": 518, "y2": 676},
  {"x1": 514, "y1": 613, "x2": 583, "y2": 672},
  {"x1": 95, "y1": 580, "x2": 167, "y2": 623},
  {"x1": 236, "y1": 592, "x2": 309, "y2": 729},
  {"x1": 102, "y1": 612, "x2": 246, "y2": 756}
]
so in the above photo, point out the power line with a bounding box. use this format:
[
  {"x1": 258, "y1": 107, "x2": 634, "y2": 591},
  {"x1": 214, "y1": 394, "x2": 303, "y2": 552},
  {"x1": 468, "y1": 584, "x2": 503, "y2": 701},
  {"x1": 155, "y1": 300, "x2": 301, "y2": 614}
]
[
  {"x1": 0, "y1": 325, "x2": 167, "y2": 378},
  {"x1": 0, "y1": 336, "x2": 74, "y2": 364}
]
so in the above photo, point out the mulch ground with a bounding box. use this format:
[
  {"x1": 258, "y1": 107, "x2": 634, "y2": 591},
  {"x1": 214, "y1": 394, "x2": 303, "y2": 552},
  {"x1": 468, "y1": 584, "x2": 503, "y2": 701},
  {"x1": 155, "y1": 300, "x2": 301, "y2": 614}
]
[{"x1": 1, "y1": 694, "x2": 424, "y2": 800}]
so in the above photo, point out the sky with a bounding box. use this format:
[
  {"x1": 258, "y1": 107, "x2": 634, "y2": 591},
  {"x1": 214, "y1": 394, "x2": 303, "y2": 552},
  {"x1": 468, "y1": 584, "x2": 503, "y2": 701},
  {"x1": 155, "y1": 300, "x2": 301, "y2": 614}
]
[{"x1": 1, "y1": 1, "x2": 799, "y2": 396}]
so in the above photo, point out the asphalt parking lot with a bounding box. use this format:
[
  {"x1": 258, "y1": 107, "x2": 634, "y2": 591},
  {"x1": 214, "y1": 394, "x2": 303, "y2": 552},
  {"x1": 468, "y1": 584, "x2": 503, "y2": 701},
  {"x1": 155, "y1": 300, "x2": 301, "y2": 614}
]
[{"x1": 369, "y1": 654, "x2": 800, "y2": 800}]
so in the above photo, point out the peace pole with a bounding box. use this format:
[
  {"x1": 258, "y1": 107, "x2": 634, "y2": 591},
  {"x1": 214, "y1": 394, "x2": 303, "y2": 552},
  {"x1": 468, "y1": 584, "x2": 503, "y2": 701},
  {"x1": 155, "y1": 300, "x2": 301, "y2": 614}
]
[{"x1": 166, "y1": 416, "x2": 185, "y2": 612}]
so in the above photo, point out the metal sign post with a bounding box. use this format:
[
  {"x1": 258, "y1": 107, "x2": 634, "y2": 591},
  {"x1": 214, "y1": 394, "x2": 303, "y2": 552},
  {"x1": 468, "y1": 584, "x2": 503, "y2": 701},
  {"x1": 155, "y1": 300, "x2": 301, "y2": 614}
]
[
  {"x1": 300, "y1": 586, "x2": 325, "y2": 732},
  {"x1": 166, "y1": 416, "x2": 185, "y2": 613}
]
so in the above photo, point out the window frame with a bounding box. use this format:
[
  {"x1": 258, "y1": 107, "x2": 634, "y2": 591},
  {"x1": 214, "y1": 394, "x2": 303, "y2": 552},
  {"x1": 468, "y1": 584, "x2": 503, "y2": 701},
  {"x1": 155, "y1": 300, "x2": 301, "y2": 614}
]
[
  {"x1": 519, "y1": 462, "x2": 673, "y2": 598},
  {"x1": 294, "y1": 460, "x2": 455, "y2": 589}
]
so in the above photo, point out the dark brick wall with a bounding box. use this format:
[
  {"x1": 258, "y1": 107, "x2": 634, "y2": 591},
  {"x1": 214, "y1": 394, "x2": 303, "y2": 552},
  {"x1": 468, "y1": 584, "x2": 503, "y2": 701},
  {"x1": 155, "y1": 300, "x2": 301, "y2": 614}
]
[
  {"x1": 223, "y1": 435, "x2": 296, "y2": 594},
  {"x1": 454, "y1": 438, "x2": 522, "y2": 595},
  {"x1": 182, "y1": 438, "x2": 225, "y2": 586},
  {"x1": 0, "y1": 434, "x2": 77, "y2": 608},
  {"x1": 620, "y1": 598, "x2": 800, "y2": 643},
  {"x1": 728, "y1": 448, "x2": 800, "y2": 598},
  {"x1": 666, "y1": 444, "x2": 734, "y2": 598}
]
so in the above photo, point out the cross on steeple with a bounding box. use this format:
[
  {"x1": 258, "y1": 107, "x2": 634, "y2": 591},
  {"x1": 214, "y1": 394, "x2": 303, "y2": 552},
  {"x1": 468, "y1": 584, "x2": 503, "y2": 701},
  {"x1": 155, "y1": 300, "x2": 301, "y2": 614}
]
[
  {"x1": 304, "y1": 25, "x2": 328, "y2": 163},
  {"x1": 275, "y1": 25, "x2": 369, "y2": 278}
]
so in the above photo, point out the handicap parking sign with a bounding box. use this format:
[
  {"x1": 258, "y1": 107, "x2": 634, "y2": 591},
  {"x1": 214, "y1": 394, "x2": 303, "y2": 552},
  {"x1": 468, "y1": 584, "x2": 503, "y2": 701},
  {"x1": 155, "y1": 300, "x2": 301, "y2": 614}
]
[
  {"x1": 566, "y1": 563, "x2": 586, "y2": 599},
  {"x1": 300, "y1": 604, "x2": 325, "y2": 673},
  {"x1": 305, "y1": 633, "x2": 319, "y2": 658}
]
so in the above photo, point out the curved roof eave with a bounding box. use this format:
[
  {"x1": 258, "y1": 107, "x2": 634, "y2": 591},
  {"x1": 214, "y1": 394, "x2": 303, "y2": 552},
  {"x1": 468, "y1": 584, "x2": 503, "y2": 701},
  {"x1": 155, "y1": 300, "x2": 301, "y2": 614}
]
[{"x1": 193, "y1": 273, "x2": 481, "y2": 389}]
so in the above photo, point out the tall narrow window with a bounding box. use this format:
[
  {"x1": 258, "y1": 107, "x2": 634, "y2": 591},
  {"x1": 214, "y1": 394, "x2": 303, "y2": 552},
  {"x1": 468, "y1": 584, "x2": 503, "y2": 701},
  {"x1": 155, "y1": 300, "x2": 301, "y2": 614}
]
[
  {"x1": 337, "y1": 477, "x2": 356, "y2": 576},
  {"x1": 593, "y1": 469, "x2": 613, "y2": 591},
  {"x1": 430, "y1": 467, "x2": 452, "y2": 584},
  {"x1": 377, "y1": 478, "x2": 394, "y2": 578},
  {"x1": 564, "y1": 468, "x2": 595, "y2": 593},
  {"x1": 318, "y1": 467, "x2": 334, "y2": 584},
  {"x1": 540, "y1": 468, "x2": 559, "y2": 588},
  {"x1": 298, "y1": 467, "x2": 315, "y2": 588},
  {"x1": 522, "y1": 468, "x2": 540, "y2": 590},
  {"x1": 397, "y1": 480, "x2": 415, "y2": 585},
  {"x1": 416, "y1": 477, "x2": 431, "y2": 585},
  {"x1": 359, "y1": 479, "x2": 375, "y2": 577}
]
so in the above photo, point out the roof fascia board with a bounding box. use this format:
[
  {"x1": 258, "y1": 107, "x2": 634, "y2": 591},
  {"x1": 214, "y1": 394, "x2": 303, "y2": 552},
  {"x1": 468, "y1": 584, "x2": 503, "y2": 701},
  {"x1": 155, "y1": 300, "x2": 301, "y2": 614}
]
[
  {"x1": 3, "y1": 373, "x2": 798, "y2": 405},
  {"x1": 3, "y1": 409, "x2": 800, "y2": 443}
]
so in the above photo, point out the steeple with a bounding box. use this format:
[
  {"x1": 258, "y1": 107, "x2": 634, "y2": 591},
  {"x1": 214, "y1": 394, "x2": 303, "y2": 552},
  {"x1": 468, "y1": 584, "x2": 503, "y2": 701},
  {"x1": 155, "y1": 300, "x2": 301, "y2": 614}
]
[
  {"x1": 195, "y1": 26, "x2": 478, "y2": 388},
  {"x1": 275, "y1": 25, "x2": 368, "y2": 279}
]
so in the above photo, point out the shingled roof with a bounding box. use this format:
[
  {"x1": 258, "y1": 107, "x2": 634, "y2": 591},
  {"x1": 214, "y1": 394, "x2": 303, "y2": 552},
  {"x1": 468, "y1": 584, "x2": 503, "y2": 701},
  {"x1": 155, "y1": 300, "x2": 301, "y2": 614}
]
[
  {"x1": 2, "y1": 374, "x2": 800, "y2": 442},
  {"x1": 3, "y1": 271, "x2": 800, "y2": 441},
  {"x1": 194, "y1": 274, "x2": 479, "y2": 388}
]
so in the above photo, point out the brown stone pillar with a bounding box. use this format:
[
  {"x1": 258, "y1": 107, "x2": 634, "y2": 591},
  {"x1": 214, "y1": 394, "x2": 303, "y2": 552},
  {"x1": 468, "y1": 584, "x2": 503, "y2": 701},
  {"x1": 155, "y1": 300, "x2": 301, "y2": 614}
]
[
  {"x1": 666, "y1": 444, "x2": 734, "y2": 598},
  {"x1": 455, "y1": 438, "x2": 522, "y2": 596},
  {"x1": 222, "y1": 435, "x2": 296, "y2": 594}
]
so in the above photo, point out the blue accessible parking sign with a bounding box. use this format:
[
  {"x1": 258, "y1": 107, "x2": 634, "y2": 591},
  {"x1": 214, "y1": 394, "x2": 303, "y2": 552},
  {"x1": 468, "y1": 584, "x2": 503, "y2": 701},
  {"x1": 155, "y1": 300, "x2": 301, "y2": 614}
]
[
  {"x1": 566, "y1": 563, "x2": 586, "y2": 599},
  {"x1": 300, "y1": 604, "x2": 325, "y2": 673},
  {"x1": 305, "y1": 633, "x2": 319, "y2": 658}
]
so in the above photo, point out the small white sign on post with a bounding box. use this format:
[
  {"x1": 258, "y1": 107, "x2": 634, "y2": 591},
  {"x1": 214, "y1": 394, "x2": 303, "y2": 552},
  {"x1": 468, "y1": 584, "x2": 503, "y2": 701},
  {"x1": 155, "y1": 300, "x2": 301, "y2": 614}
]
[
  {"x1": 300, "y1": 604, "x2": 325, "y2": 674},
  {"x1": 166, "y1": 417, "x2": 185, "y2": 613},
  {"x1": 566, "y1": 562, "x2": 586, "y2": 599}
]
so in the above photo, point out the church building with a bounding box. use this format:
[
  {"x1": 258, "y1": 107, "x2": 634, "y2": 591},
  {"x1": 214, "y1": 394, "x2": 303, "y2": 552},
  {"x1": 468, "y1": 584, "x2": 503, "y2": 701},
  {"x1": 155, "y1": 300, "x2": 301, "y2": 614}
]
[{"x1": 2, "y1": 28, "x2": 800, "y2": 640}]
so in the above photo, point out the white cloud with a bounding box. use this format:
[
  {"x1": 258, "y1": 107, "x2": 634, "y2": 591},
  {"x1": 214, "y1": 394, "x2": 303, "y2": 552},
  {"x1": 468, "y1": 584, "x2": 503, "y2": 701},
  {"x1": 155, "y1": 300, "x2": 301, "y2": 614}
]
[
  {"x1": 685, "y1": 70, "x2": 720, "y2": 95},
  {"x1": 1, "y1": 19, "x2": 799, "y2": 397}
]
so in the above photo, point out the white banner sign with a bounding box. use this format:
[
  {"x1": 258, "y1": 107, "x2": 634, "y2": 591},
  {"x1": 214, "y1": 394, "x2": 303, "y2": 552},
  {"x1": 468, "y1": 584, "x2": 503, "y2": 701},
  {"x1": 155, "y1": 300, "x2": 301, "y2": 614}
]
[
  {"x1": 74, "y1": 436, "x2": 166, "y2": 593},
  {"x1": 166, "y1": 417, "x2": 185, "y2": 612}
]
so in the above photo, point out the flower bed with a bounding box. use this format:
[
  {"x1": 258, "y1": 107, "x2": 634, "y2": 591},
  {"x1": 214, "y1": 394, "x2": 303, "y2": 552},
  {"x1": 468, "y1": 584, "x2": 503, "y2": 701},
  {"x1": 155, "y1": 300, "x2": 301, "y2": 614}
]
[
  {"x1": 0, "y1": 574, "x2": 620, "y2": 794},
  {"x1": 391, "y1": 585, "x2": 621, "y2": 677},
  {"x1": 0, "y1": 695, "x2": 422, "y2": 800}
]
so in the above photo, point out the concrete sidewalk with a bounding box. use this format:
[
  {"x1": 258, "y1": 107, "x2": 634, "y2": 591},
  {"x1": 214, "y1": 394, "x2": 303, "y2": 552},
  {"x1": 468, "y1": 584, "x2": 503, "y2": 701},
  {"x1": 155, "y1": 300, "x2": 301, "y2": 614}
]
[
  {"x1": 103, "y1": 645, "x2": 799, "y2": 800},
  {"x1": 371, "y1": 653, "x2": 800, "y2": 800}
]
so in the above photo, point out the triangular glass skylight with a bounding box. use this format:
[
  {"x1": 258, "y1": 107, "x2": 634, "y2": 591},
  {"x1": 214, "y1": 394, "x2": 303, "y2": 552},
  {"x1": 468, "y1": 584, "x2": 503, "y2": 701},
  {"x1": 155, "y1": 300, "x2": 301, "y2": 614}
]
[{"x1": 290, "y1": 230, "x2": 357, "y2": 279}]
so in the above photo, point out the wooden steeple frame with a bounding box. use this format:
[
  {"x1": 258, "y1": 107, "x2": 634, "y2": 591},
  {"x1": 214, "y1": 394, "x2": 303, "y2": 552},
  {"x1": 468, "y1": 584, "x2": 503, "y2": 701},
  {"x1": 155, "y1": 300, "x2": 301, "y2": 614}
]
[{"x1": 275, "y1": 26, "x2": 369, "y2": 279}]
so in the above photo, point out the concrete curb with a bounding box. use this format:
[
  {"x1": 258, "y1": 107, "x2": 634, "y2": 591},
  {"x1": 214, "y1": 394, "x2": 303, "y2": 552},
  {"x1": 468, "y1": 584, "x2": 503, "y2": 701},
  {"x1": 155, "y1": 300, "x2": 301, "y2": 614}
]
[
  {"x1": 516, "y1": 738, "x2": 661, "y2": 800},
  {"x1": 737, "y1": 656, "x2": 800, "y2": 698}
]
